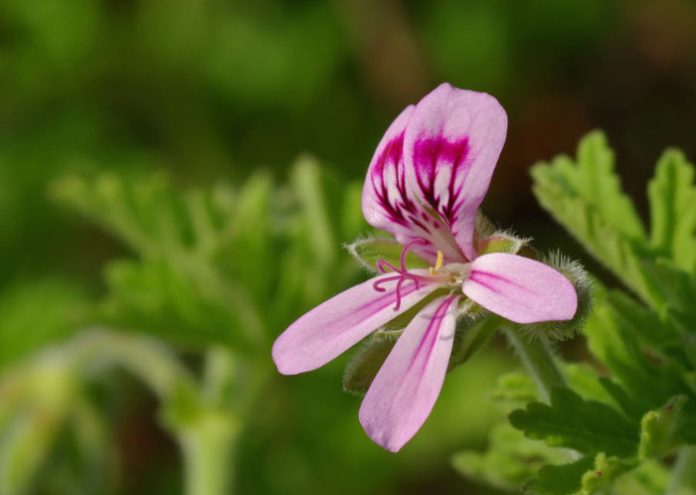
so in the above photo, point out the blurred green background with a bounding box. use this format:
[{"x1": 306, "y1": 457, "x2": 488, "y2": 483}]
[{"x1": 0, "y1": 0, "x2": 695, "y2": 494}]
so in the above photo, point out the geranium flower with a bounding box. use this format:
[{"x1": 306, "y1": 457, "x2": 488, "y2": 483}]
[{"x1": 272, "y1": 83, "x2": 577, "y2": 452}]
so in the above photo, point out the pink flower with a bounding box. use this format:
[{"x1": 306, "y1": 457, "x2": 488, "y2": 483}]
[{"x1": 272, "y1": 84, "x2": 577, "y2": 452}]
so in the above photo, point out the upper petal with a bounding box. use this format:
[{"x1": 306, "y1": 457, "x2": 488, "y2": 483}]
[
  {"x1": 362, "y1": 105, "x2": 439, "y2": 261},
  {"x1": 359, "y1": 295, "x2": 458, "y2": 452},
  {"x1": 272, "y1": 273, "x2": 436, "y2": 375},
  {"x1": 404, "y1": 84, "x2": 508, "y2": 261},
  {"x1": 462, "y1": 253, "x2": 577, "y2": 324}
]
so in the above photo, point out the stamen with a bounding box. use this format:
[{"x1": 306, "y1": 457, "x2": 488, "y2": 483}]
[{"x1": 429, "y1": 250, "x2": 444, "y2": 275}]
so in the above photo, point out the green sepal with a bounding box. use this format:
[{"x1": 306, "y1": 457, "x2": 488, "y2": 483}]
[
  {"x1": 448, "y1": 314, "x2": 502, "y2": 371},
  {"x1": 346, "y1": 236, "x2": 429, "y2": 273},
  {"x1": 342, "y1": 293, "x2": 499, "y2": 395},
  {"x1": 341, "y1": 289, "x2": 446, "y2": 395},
  {"x1": 342, "y1": 330, "x2": 398, "y2": 396},
  {"x1": 478, "y1": 231, "x2": 530, "y2": 255}
]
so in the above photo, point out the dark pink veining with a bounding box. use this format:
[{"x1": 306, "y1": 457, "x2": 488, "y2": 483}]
[{"x1": 412, "y1": 136, "x2": 471, "y2": 225}]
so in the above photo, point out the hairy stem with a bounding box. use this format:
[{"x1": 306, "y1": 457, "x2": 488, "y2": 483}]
[
  {"x1": 668, "y1": 446, "x2": 696, "y2": 495},
  {"x1": 503, "y1": 328, "x2": 566, "y2": 402}
]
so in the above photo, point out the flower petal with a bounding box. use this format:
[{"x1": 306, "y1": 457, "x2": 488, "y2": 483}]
[
  {"x1": 362, "y1": 105, "x2": 441, "y2": 261},
  {"x1": 359, "y1": 295, "x2": 457, "y2": 452},
  {"x1": 272, "y1": 273, "x2": 437, "y2": 375},
  {"x1": 404, "y1": 83, "x2": 508, "y2": 261},
  {"x1": 462, "y1": 253, "x2": 577, "y2": 324}
]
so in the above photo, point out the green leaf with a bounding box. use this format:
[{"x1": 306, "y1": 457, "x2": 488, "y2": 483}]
[
  {"x1": 509, "y1": 387, "x2": 638, "y2": 457},
  {"x1": 527, "y1": 453, "x2": 635, "y2": 495},
  {"x1": 289, "y1": 155, "x2": 337, "y2": 268},
  {"x1": 648, "y1": 149, "x2": 696, "y2": 274},
  {"x1": 452, "y1": 423, "x2": 570, "y2": 492},
  {"x1": 0, "y1": 279, "x2": 91, "y2": 370},
  {"x1": 532, "y1": 131, "x2": 645, "y2": 243},
  {"x1": 530, "y1": 132, "x2": 664, "y2": 305},
  {"x1": 611, "y1": 460, "x2": 670, "y2": 495},
  {"x1": 584, "y1": 292, "x2": 689, "y2": 411},
  {"x1": 526, "y1": 456, "x2": 594, "y2": 495},
  {"x1": 493, "y1": 372, "x2": 539, "y2": 405},
  {"x1": 53, "y1": 161, "x2": 364, "y2": 351},
  {"x1": 563, "y1": 364, "x2": 615, "y2": 406},
  {"x1": 638, "y1": 395, "x2": 688, "y2": 460},
  {"x1": 579, "y1": 454, "x2": 634, "y2": 495}
]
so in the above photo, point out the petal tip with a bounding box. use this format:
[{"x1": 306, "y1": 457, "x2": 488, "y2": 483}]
[
  {"x1": 358, "y1": 407, "x2": 407, "y2": 453},
  {"x1": 271, "y1": 336, "x2": 299, "y2": 376}
]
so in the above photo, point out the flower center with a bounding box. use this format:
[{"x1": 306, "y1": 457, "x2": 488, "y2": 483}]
[{"x1": 372, "y1": 240, "x2": 469, "y2": 311}]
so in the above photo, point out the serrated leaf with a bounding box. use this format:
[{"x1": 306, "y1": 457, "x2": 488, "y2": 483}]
[
  {"x1": 530, "y1": 133, "x2": 668, "y2": 306},
  {"x1": 563, "y1": 364, "x2": 615, "y2": 406},
  {"x1": 53, "y1": 163, "x2": 365, "y2": 351},
  {"x1": 526, "y1": 453, "x2": 634, "y2": 495},
  {"x1": 289, "y1": 155, "x2": 337, "y2": 268},
  {"x1": 585, "y1": 293, "x2": 689, "y2": 411},
  {"x1": 453, "y1": 423, "x2": 570, "y2": 492},
  {"x1": 0, "y1": 280, "x2": 90, "y2": 370},
  {"x1": 579, "y1": 453, "x2": 633, "y2": 495},
  {"x1": 604, "y1": 290, "x2": 685, "y2": 366},
  {"x1": 526, "y1": 456, "x2": 595, "y2": 495},
  {"x1": 532, "y1": 131, "x2": 645, "y2": 243},
  {"x1": 648, "y1": 149, "x2": 696, "y2": 274},
  {"x1": 509, "y1": 387, "x2": 638, "y2": 457},
  {"x1": 611, "y1": 460, "x2": 670, "y2": 495},
  {"x1": 493, "y1": 372, "x2": 539, "y2": 405},
  {"x1": 598, "y1": 378, "x2": 646, "y2": 421}
]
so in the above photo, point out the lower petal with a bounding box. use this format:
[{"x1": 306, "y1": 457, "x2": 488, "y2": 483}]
[
  {"x1": 359, "y1": 295, "x2": 458, "y2": 452},
  {"x1": 462, "y1": 253, "x2": 577, "y2": 324},
  {"x1": 272, "y1": 274, "x2": 436, "y2": 375}
]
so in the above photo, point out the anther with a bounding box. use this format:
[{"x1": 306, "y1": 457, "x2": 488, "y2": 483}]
[{"x1": 429, "y1": 250, "x2": 444, "y2": 276}]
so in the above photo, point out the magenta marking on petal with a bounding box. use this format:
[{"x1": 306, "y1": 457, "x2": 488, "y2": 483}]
[
  {"x1": 370, "y1": 133, "x2": 418, "y2": 227},
  {"x1": 468, "y1": 269, "x2": 531, "y2": 294},
  {"x1": 412, "y1": 136, "x2": 471, "y2": 223},
  {"x1": 466, "y1": 272, "x2": 499, "y2": 294},
  {"x1": 407, "y1": 296, "x2": 457, "y2": 376}
]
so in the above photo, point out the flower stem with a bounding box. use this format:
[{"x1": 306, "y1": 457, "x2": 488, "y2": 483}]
[
  {"x1": 668, "y1": 446, "x2": 696, "y2": 495},
  {"x1": 179, "y1": 411, "x2": 240, "y2": 495},
  {"x1": 503, "y1": 328, "x2": 565, "y2": 402}
]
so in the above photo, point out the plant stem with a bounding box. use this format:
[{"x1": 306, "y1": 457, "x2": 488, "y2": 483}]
[
  {"x1": 180, "y1": 411, "x2": 240, "y2": 495},
  {"x1": 668, "y1": 446, "x2": 696, "y2": 495},
  {"x1": 503, "y1": 328, "x2": 566, "y2": 402}
]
